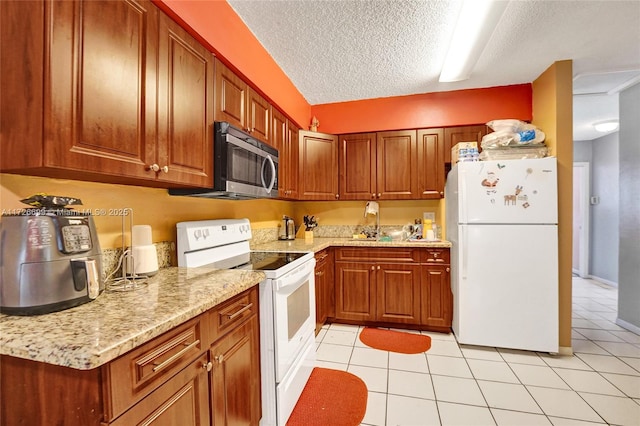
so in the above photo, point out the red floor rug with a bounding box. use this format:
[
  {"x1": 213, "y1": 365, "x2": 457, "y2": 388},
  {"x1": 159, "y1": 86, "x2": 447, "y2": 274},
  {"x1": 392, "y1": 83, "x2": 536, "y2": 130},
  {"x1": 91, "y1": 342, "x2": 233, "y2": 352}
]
[
  {"x1": 286, "y1": 367, "x2": 367, "y2": 426},
  {"x1": 359, "y1": 327, "x2": 432, "y2": 354}
]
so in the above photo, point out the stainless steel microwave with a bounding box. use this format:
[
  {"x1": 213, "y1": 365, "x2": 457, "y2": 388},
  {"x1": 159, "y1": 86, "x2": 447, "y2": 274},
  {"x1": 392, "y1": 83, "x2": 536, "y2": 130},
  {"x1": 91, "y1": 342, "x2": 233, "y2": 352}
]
[{"x1": 170, "y1": 122, "x2": 278, "y2": 199}]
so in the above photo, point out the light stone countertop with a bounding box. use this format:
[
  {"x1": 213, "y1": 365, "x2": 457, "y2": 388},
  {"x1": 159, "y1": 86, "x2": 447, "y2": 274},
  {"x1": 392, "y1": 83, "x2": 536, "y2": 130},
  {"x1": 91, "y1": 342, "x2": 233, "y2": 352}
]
[
  {"x1": 252, "y1": 236, "x2": 452, "y2": 252},
  {"x1": 0, "y1": 237, "x2": 448, "y2": 371},
  {"x1": 0, "y1": 267, "x2": 265, "y2": 370}
]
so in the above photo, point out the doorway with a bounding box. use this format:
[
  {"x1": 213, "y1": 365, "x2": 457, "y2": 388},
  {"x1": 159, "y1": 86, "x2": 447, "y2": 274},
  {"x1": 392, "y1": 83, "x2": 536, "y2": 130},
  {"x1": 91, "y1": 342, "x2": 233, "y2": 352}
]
[{"x1": 573, "y1": 162, "x2": 590, "y2": 277}]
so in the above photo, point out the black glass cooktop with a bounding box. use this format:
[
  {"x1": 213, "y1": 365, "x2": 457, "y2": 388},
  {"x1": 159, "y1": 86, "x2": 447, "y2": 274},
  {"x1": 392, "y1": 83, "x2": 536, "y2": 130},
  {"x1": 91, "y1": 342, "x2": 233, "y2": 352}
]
[{"x1": 246, "y1": 251, "x2": 308, "y2": 271}]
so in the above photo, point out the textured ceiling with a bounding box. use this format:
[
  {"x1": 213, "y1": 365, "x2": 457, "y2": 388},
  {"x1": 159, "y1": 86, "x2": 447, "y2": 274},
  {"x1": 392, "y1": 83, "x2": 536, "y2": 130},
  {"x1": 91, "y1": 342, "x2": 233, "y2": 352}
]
[{"x1": 228, "y1": 0, "x2": 640, "y2": 141}]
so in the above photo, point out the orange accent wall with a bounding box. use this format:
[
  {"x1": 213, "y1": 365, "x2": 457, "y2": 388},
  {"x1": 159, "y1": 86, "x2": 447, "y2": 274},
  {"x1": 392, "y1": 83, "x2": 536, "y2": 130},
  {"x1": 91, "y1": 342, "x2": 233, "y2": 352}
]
[
  {"x1": 310, "y1": 84, "x2": 532, "y2": 134},
  {"x1": 155, "y1": 0, "x2": 311, "y2": 128}
]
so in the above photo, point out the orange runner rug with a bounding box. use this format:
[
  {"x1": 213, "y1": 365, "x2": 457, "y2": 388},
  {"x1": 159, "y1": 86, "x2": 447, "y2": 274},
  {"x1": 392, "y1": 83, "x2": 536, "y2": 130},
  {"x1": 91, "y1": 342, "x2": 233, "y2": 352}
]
[
  {"x1": 359, "y1": 327, "x2": 432, "y2": 354},
  {"x1": 286, "y1": 367, "x2": 367, "y2": 426}
]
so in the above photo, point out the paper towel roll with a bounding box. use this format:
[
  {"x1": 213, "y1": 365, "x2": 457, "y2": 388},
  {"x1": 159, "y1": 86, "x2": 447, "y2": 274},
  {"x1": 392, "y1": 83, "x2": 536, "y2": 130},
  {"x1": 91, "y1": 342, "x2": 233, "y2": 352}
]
[
  {"x1": 364, "y1": 201, "x2": 379, "y2": 216},
  {"x1": 132, "y1": 225, "x2": 152, "y2": 247}
]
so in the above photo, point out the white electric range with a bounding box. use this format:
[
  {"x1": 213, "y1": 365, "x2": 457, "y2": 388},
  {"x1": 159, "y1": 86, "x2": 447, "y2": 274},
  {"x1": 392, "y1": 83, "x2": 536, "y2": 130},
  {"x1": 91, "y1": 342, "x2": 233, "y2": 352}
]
[{"x1": 176, "y1": 219, "x2": 316, "y2": 426}]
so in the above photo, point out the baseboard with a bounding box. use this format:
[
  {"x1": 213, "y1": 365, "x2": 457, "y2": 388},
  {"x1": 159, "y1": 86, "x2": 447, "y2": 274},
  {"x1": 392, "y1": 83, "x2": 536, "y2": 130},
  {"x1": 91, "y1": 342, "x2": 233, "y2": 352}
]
[
  {"x1": 588, "y1": 275, "x2": 618, "y2": 287},
  {"x1": 558, "y1": 346, "x2": 573, "y2": 356},
  {"x1": 615, "y1": 318, "x2": 640, "y2": 335}
]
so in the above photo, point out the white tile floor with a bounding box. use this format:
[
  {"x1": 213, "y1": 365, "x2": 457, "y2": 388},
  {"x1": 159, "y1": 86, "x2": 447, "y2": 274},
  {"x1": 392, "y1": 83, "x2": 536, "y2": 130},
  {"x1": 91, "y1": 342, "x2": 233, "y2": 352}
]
[{"x1": 314, "y1": 277, "x2": 640, "y2": 425}]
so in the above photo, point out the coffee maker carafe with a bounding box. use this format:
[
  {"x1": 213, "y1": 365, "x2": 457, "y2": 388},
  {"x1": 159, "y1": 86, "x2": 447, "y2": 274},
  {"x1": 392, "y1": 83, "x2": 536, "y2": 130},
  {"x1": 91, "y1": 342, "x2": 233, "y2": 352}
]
[{"x1": 278, "y1": 216, "x2": 295, "y2": 240}]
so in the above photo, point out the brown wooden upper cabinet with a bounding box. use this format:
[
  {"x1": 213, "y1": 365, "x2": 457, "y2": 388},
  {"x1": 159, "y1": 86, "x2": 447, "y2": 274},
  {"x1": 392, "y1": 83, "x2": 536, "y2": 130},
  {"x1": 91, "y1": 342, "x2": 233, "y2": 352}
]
[
  {"x1": 444, "y1": 125, "x2": 488, "y2": 163},
  {"x1": 214, "y1": 58, "x2": 271, "y2": 145},
  {"x1": 338, "y1": 133, "x2": 377, "y2": 200},
  {"x1": 157, "y1": 12, "x2": 214, "y2": 187},
  {"x1": 0, "y1": 0, "x2": 213, "y2": 188},
  {"x1": 298, "y1": 131, "x2": 339, "y2": 200},
  {"x1": 339, "y1": 130, "x2": 419, "y2": 200},
  {"x1": 417, "y1": 128, "x2": 445, "y2": 198},
  {"x1": 271, "y1": 109, "x2": 299, "y2": 199}
]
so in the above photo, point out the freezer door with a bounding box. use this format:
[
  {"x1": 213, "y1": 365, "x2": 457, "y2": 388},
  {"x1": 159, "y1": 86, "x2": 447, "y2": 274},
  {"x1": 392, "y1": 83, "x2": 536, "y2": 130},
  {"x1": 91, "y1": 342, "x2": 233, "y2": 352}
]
[
  {"x1": 458, "y1": 158, "x2": 558, "y2": 224},
  {"x1": 453, "y1": 224, "x2": 559, "y2": 353}
]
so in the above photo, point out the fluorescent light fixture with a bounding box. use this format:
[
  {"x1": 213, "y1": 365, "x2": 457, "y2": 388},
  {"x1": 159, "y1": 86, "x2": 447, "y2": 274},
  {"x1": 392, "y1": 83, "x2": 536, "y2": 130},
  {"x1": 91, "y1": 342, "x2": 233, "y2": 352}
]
[
  {"x1": 593, "y1": 120, "x2": 619, "y2": 132},
  {"x1": 439, "y1": 0, "x2": 509, "y2": 83}
]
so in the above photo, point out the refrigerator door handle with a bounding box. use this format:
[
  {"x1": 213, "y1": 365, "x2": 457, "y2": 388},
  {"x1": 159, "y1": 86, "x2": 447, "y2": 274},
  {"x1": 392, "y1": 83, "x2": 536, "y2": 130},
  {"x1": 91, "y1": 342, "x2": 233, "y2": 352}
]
[
  {"x1": 459, "y1": 169, "x2": 467, "y2": 223},
  {"x1": 461, "y1": 226, "x2": 468, "y2": 280}
]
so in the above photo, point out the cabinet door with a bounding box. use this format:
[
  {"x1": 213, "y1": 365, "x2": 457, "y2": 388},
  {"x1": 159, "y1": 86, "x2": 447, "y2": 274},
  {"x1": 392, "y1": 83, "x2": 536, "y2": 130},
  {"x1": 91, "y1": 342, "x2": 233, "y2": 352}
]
[
  {"x1": 335, "y1": 262, "x2": 376, "y2": 322},
  {"x1": 247, "y1": 87, "x2": 271, "y2": 144},
  {"x1": 444, "y1": 125, "x2": 487, "y2": 163},
  {"x1": 110, "y1": 353, "x2": 211, "y2": 426},
  {"x1": 421, "y1": 264, "x2": 452, "y2": 329},
  {"x1": 214, "y1": 59, "x2": 246, "y2": 130},
  {"x1": 272, "y1": 109, "x2": 289, "y2": 198},
  {"x1": 157, "y1": 12, "x2": 213, "y2": 187},
  {"x1": 210, "y1": 316, "x2": 261, "y2": 426},
  {"x1": 314, "y1": 249, "x2": 334, "y2": 334},
  {"x1": 45, "y1": 0, "x2": 159, "y2": 180},
  {"x1": 417, "y1": 128, "x2": 445, "y2": 198},
  {"x1": 298, "y1": 130, "x2": 339, "y2": 200},
  {"x1": 376, "y1": 263, "x2": 421, "y2": 324},
  {"x1": 284, "y1": 122, "x2": 300, "y2": 199},
  {"x1": 376, "y1": 130, "x2": 418, "y2": 199},
  {"x1": 339, "y1": 133, "x2": 377, "y2": 200}
]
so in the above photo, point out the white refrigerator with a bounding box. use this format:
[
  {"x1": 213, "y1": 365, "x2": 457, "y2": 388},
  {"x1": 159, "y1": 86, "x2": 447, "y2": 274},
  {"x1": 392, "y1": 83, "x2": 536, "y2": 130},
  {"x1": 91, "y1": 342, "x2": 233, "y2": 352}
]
[{"x1": 445, "y1": 157, "x2": 559, "y2": 353}]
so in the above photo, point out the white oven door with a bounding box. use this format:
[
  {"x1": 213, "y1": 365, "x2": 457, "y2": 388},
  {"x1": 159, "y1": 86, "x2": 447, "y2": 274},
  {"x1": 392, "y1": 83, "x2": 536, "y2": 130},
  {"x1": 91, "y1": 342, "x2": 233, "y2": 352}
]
[{"x1": 273, "y1": 258, "x2": 316, "y2": 382}]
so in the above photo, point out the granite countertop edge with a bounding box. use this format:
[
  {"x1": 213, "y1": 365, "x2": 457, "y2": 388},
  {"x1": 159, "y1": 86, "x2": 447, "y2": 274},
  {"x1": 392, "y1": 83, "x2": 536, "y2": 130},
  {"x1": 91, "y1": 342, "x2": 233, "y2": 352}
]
[
  {"x1": 252, "y1": 237, "x2": 452, "y2": 252},
  {"x1": 0, "y1": 268, "x2": 266, "y2": 370}
]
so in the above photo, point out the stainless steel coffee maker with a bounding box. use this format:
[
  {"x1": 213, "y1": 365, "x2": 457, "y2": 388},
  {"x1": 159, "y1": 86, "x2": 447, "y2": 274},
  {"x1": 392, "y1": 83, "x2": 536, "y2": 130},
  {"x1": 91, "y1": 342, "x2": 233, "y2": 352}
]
[
  {"x1": 0, "y1": 209, "x2": 104, "y2": 315},
  {"x1": 278, "y1": 215, "x2": 295, "y2": 240}
]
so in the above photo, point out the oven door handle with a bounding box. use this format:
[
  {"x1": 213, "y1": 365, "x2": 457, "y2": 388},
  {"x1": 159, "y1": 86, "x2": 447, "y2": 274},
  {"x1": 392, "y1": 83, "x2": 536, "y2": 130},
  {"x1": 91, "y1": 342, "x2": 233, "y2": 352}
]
[
  {"x1": 274, "y1": 259, "x2": 316, "y2": 292},
  {"x1": 261, "y1": 155, "x2": 276, "y2": 193}
]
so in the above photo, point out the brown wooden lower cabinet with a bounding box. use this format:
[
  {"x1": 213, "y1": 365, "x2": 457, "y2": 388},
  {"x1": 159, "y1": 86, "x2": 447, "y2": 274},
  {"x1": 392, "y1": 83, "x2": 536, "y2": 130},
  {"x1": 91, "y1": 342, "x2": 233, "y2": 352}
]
[
  {"x1": 330, "y1": 247, "x2": 451, "y2": 332},
  {"x1": 210, "y1": 315, "x2": 261, "y2": 426},
  {"x1": 0, "y1": 287, "x2": 261, "y2": 426},
  {"x1": 314, "y1": 249, "x2": 334, "y2": 334}
]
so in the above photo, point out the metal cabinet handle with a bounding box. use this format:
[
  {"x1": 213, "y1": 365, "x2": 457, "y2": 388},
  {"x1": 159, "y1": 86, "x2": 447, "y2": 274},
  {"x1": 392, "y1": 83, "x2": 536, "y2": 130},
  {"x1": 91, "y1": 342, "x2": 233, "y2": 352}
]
[
  {"x1": 161, "y1": 165, "x2": 169, "y2": 173},
  {"x1": 439, "y1": 191, "x2": 444, "y2": 197},
  {"x1": 377, "y1": 193, "x2": 381, "y2": 198},
  {"x1": 335, "y1": 194, "x2": 340, "y2": 199},
  {"x1": 371, "y1": 266, "x2": 375, "y2": 271},
  {"x1": 372, "y1": 193, "x2": 376, "y2": 198},
  {"x1": 377, "y1": 265, "x2": 380, "y2": 270},
  {"x1": 315, "y1": 271, "x2": 324, "y2": 276},
  {"x1": 226, "y1": 303, "x2": 253, "y2": 320},
  {"x1": 203, "y1": 361, "x2": 213, "y2": 372},
  {"x1": 152, "y1": 339, "x2": 200, "y2": 372},
  {"x1": 215, "y1": 354, "x2": 224, "y2": 364},
  {"x1": 147, "y1": 163, "x2": 160, "y2": 172},
  {"x1": 446, "y1": 267, "x2": 450, "y2": 272}
]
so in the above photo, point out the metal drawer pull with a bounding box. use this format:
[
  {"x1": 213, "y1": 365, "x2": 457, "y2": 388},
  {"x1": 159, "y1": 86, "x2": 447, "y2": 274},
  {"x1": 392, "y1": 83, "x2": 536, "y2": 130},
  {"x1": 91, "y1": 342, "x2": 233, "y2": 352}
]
[
  {"x1": 226, "y1": 303, "x2": 253, "y2": 320},
  {"x1": 315, "y1": 271, "x2": 324, "y2": 276},
  {"x1": 152, "y1": 339, "x2": 200, "y2": 372}
]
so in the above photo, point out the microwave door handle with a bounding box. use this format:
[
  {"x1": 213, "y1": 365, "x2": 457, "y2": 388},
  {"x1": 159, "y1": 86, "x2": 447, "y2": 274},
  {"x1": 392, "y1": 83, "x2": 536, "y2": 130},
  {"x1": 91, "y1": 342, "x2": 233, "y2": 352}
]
[{"x1": 261, "y1": 155, "x2": 276, "y2": 193}]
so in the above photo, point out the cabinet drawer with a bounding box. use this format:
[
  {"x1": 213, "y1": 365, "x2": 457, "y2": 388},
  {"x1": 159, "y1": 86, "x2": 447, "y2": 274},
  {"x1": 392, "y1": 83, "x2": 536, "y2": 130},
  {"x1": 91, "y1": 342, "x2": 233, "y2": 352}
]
[
  {"x1": 208, "y1": 287, "x2": 258, "y2": 342},
  {"x1": 109, "y1": 353, "x2": 210, "y2": 426},
  {"x1": 421, "y1": 248, "x2": 450, "y2": 264},
  {"x1": 104, "y1": 315, "x2": 206, "y2": 421},
  {"x1": 335, "y1": 247, "x2": 419, "y2": 263}
]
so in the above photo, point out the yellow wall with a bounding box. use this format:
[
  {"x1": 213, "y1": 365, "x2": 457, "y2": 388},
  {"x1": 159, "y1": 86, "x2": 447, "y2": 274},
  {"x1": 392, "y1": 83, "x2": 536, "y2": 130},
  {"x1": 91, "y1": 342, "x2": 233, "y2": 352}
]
[
  {"x1": 1, "y1": 174, "x2": 443, "y2": 249},
  {"x1": 531, "y1": 60, "x2": 573, "y2": 352},
  {"x1": 293, "y1": 200, "x2": 443, "y2": 229},
  {"x1": 0, "y1": 174, "x2": 294, "y2": 249}
]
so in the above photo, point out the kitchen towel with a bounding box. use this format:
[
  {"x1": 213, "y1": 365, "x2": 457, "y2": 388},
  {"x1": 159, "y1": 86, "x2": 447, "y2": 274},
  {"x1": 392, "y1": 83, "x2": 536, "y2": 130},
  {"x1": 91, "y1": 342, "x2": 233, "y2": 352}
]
[{"x1": 364, "y1": 201, "x2": 379, "y2": 216}]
